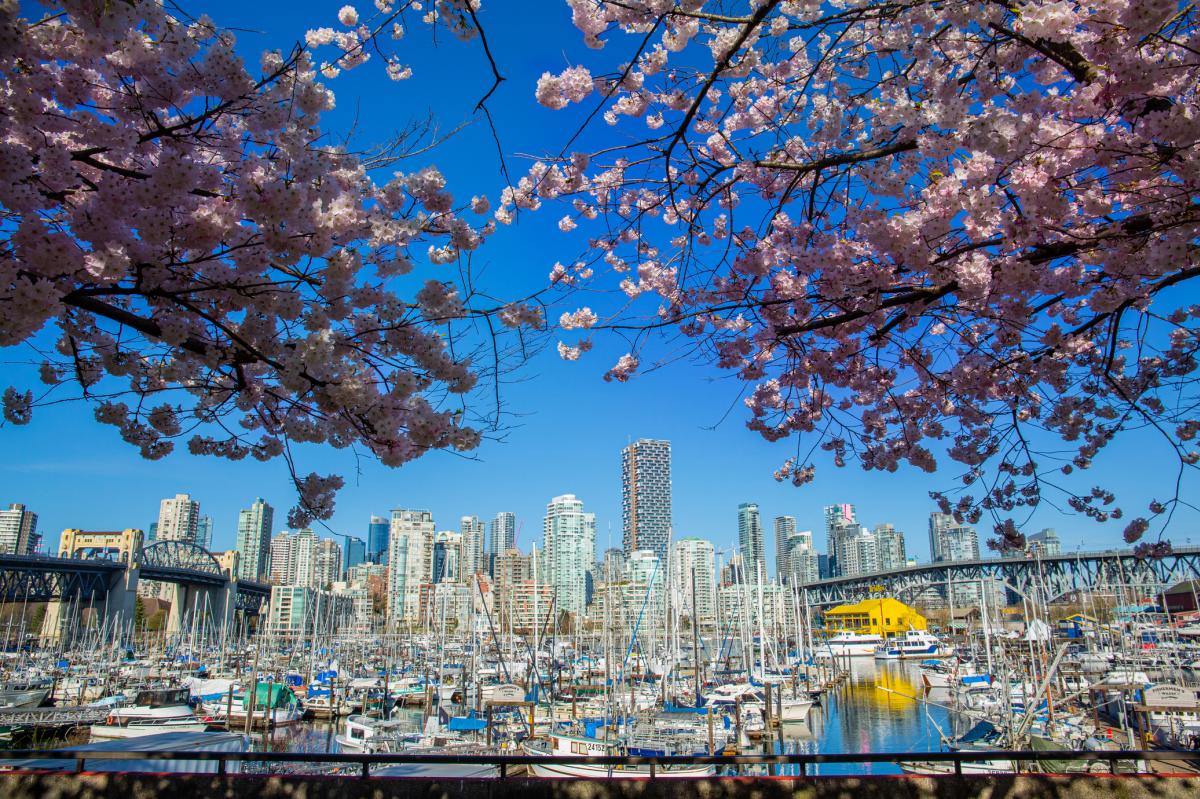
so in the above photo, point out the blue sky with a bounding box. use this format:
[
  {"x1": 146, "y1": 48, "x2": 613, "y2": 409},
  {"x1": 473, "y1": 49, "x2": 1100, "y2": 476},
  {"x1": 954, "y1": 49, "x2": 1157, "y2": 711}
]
[{"x1": 3, "y1": 0, "x2": 1198, "y2": 565}]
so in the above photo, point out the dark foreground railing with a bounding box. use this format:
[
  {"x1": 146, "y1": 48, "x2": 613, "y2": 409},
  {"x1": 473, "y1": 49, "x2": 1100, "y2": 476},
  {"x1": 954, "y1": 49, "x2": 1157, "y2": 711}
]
[{"x1": 0, "y1": 748, "x2": 1199, "y2": 778}]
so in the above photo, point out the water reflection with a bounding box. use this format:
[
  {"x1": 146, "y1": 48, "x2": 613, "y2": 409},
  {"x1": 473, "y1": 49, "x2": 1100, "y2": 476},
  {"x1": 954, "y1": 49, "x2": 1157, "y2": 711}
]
[{"x1": 770, "y1": 659, "x2": 951, "y2": 775}]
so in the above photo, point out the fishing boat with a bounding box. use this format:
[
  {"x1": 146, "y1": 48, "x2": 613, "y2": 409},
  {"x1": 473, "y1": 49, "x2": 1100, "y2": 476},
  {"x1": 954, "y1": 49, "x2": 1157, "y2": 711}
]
[
  {"x1": 874, "y1": 630, "x2": 952, "y2": 660},
  {"x1": 522, "y1": 733, "x2": 715, "y2": 778},
  {"x1": 90, "y1": 688, "x2": 211, "y2": 739}
]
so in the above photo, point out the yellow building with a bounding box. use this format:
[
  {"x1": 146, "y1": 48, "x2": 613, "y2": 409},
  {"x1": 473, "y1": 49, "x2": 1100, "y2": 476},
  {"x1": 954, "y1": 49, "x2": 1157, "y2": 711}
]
[{"x1": 822, "y1": 597, "x2": 926, "y2": 637}]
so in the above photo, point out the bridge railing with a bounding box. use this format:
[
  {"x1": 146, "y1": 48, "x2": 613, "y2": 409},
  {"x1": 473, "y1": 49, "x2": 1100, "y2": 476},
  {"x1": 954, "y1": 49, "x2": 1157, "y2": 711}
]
[{"x1": 0, "y1": 747, "x2": 1198, "y2": 778}]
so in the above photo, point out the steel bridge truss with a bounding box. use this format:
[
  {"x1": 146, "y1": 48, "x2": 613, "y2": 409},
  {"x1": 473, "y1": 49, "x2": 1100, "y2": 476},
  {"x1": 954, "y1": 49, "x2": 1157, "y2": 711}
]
[
  {"x1": 0, "y1": 555, "x2": 122, "y2": 602},
  {"x1": 802, "y1": 547, "x2": 1200, "y2": 606}
]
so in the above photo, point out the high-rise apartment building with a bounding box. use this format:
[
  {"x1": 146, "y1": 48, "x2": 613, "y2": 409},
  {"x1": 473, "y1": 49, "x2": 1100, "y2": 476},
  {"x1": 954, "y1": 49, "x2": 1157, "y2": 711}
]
[
  {"x1": 672, "y1": 537, "x2": 717, "y2": 626},
  {"x1": 197, "y1": 516, "x2": 213, "y2": 550},
  {"x1": 543, "y1": 494, "x2": 596, "y2": 617},
  {"x1": 1027, "y1": 528, "x2": 1062, "y2": 556},
  {"x1": 367, "y1": 516, "x2": 389, "y2": 565},
  {"x1": 0, "y1": 504, "x2": 37, "y2": 555},
  {"x1": 433, "y1": 530, "x2": 462, "y2": 583},
  {"x1": 235, "y1": 498, "x2": 274, "y2": 581},
  {"x1": 737, "y1": 503, "x2": 765, "y2": 581},
  {"x1": 268, "y1": 532, "x2": 295, "y2": 584},
  {"x1": 823, "y1": 503, "x2": 857, "y2": 577},
  {"x1": 621, "y1": 439, "x2": 672, "y2": 558},
  {"x1": 312, "y1": 538, "x2": 343, "y2": 588},
  {"x1": 388, "y1": 509, "x2": 436, "y2": 625},
  {"x1": 601, "y1": 547, "x2": 626, "y2": 581},
  {"x1": 489, "y1": 512, "x2": 516, "y2": 572},
  {"x1": 292, "y1": 529, "x2": 318, "y2": 587},
  {"x1": 267, "y1": 529, "x2": 318, "y2": 586},
  {"x1": 157, "y1": 494, "x2": 200, "y2": 545},
  {"x1": 929, "y1": 513, "x2": 979, "y2": 562},
  {"x1": 874, "y1": 524, "x2": 907, "y2": 571},
  {"x1": 773, "y1": 515, "x2": 796, "y2": 580},
  {"x1": 785, "y1": 529, "x2": 819, "y2": 584},
  {"x1": 460, "y1": 515, "x2": 485, "y2": 577}
]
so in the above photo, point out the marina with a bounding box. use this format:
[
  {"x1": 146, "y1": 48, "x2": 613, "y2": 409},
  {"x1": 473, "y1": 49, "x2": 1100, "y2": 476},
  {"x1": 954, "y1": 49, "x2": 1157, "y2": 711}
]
[{"x1": 3, "y1": 553, "x2": 1200, "y2": 777}]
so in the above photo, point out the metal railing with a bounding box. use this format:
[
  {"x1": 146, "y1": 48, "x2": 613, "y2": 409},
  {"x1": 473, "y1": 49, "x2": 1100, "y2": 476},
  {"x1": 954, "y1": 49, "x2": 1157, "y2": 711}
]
[{"x1": 0, "y1": 748, "x2": 1199, "y2": 778}]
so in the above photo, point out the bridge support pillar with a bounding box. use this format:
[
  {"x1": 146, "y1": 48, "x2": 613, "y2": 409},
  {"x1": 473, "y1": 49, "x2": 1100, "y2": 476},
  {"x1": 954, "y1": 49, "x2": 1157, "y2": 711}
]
[
  {"x1": 103, "y1": 566, "x2": 138, "y2": 634},
  {"x1": 165, "y1": 583, "x2": 235, "y2": 637}
]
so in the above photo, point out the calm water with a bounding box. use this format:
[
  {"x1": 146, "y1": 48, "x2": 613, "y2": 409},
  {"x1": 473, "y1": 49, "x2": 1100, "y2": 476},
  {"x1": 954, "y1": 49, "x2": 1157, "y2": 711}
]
[
  {"x1": 262, "y1": 659, "x2": 958, "y2": 775},
  {"x1": 766, "y1": 659, "x2": 956, "y2": 775}
]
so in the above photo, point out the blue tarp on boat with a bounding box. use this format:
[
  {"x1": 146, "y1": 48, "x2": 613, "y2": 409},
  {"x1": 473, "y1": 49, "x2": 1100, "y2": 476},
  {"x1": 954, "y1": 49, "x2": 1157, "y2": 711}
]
[{"x1": 446, "y1": 716, "x2": 487, "y2": 732}]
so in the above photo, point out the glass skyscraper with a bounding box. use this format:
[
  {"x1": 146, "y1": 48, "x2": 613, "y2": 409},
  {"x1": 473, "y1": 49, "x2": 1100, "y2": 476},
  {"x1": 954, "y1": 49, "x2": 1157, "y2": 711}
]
[{"x1": 367, "y1": 515, "x2": 388, "y2": 565}]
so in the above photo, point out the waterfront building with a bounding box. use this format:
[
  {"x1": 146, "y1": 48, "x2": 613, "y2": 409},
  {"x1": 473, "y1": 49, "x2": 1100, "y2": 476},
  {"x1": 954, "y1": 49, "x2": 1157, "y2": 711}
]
[
  {"x1": 508, "y1": 579, "x2": 554, "y2": 632},
  {"x1": 266, "y1": 585, "x2": 354, "y2": 639},
  {"x1": 718, "y1": 581, "x2": 795, "y2": 632},
  {"x1": 874, "y1": 524, "x2": 907, "y2": 572},
  {"x1": 235, "y1": 498, "x2": 274, "y2": 581},
  {"x1": 492, "y1": 547, "x2": 529, "y2": 628},
  {"x1": 738, "y1": 503, "x2": 765, "y2": 581},
  {"x1": 460, "y1": 515, "x2": 485, "y2": 577},
  {"x1": 621, "y1": 439, "x2": 672, "y2": 558},
  {"x1": 343, "y1": 536, "x2": 366, "y2": 572},
  {"x1": 543, "y1": 494, "x2": 596, "y2": 617},
  {"x1": 331, "y1": 581, "x2": 374, "y2": 634},
  {"x1": 156, "y1": 493, "x2": 200, "y2": 546},
  {"x1": 1027, "y1": 528, "x2": 1062, "y2": 557},
  {"x1": 773, "y1": 515, "x2": 796, "y2": 581},
  {"x1": 822, "y1": 597, "x2": 927, "y2": 636},
  {"x1": 672, "y1": 537, "x2": 717, "y2": 626},
  {"x1": 388, "y1": 508, "x2": 435, "y2": 626},
  {"x1": 823, "y1": 503, "x2": 857, "y2": 577},
  {"x1": 313, "y1": 537, "x2": 342, "y2": 588},
  {"x1": 367, "y1": 516, "x2": 389, "y2": 565},
  {"x1": 0, "y1": 503, "x2": 38, "y2": 555},
  {"x1": 418, "y1": 582, "x2": 473, "y2": 629}
]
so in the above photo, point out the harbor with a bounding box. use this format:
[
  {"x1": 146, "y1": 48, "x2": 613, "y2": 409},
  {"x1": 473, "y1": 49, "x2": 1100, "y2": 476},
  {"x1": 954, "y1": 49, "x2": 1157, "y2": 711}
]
[{"x1": 2, "y1": 544, "x2": 1200, "y2": 779}]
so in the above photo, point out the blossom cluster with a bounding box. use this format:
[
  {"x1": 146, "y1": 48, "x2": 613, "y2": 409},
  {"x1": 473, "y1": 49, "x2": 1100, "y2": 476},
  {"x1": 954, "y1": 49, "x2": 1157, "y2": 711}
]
[
  {"x1": 531, "y1": 0, "x2": 1200, "y2": 547},
  {"x1": 0, "y1": 0, "x2": 524, "y2": 525}
]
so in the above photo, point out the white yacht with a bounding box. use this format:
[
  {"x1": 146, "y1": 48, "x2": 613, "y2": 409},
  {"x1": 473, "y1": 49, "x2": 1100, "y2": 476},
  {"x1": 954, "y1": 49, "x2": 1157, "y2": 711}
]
[
  {"x1": 90, "y1": 688, "x2": 210, "y2": 739},
  {"x1": 816, "y1": 631, "x2": 885, "y2": 657},
  {"x1": 874, "y1": 630, "x2": 951, "y2": 660}
]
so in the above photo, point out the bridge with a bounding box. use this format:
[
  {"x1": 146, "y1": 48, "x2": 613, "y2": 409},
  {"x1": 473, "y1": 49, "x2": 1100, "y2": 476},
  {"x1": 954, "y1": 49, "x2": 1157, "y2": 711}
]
[
  {"x1": 0, "y1": 530, "x2": 270, "y2": 639},
  {"x1": 799, "y1": 546, "x2": 1200, "y2": 606}
]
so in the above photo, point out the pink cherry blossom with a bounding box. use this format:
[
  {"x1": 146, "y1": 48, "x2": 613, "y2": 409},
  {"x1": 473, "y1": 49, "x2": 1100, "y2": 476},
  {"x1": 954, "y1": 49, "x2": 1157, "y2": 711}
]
[
  {"x1": 0, "y1": 0, "x2": 532, "y2": 526},
  {"x1": 524, "y1": 0, "x2": 1200, "y2": 547}
]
